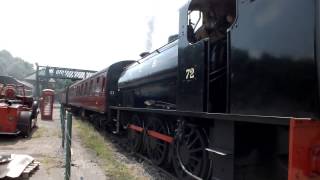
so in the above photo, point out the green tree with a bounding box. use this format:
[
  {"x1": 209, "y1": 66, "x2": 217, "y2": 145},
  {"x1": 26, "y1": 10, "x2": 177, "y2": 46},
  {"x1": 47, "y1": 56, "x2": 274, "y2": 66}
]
[{"x1": 0, "y1": 50, "x2": 34, "y2": 79}]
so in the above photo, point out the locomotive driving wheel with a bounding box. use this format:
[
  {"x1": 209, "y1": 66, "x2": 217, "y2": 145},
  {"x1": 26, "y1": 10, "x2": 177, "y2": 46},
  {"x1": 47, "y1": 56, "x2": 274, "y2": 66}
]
[
  {"x1": 127, "y1": 114, "x2": 143, "y2": 153},
  {"x1": 145, "y1": 117, "x2": 170, "y2": 166},
  {"x1": 173, "y1": 125, "x2": 211, "y2": 179}
]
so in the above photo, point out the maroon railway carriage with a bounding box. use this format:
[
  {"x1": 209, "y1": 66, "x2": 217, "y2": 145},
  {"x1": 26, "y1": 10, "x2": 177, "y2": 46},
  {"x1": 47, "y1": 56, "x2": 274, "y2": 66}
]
[
  {"x1": 68, "y1": 68, "x2": 108, "y2": 113},
  {"x1": 62, "y1": 61, "x2": 134, "y2": 128}
]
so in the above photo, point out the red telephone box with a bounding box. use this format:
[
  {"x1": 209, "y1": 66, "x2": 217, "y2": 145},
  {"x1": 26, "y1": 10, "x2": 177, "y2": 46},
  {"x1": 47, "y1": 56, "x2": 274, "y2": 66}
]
[{"x1": 41, "y1": 89, "x2": 55, "y2": 120}]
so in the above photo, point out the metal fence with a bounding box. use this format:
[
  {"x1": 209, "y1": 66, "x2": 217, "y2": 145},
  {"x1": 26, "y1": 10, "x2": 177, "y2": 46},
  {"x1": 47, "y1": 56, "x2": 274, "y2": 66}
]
[{"x1": 60, "y1": 105, "x2": 72, "y2": 180}]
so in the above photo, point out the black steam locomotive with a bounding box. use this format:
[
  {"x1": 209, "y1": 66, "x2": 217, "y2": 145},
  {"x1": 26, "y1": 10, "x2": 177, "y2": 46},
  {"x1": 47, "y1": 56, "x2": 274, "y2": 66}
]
[{"x1": 61, "y1": 0, "x2": 320, "y2": 179}]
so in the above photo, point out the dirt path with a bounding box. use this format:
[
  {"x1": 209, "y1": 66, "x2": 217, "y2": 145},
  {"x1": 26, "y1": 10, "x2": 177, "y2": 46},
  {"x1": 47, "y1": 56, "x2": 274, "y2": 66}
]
[{"x1": 0, "y1": 104, "x2": 106, "y2": 180}]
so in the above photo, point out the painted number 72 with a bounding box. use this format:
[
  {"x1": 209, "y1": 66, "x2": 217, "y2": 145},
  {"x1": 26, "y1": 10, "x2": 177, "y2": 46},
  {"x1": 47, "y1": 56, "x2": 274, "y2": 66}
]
[{"x1": 185, "y1": 68, "x2": 195, "y2": 79}]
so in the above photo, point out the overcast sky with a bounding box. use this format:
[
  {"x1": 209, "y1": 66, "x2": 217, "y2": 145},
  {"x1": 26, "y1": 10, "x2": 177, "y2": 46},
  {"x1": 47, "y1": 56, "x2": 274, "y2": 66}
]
[{"x1": 0, "y1": 0, "x2": 186, "y2": 70}]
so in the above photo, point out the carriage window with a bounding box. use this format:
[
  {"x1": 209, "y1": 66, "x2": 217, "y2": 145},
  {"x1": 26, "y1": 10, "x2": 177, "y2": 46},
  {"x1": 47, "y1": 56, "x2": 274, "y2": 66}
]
[
  {"x1": 86, "y1": 82, "x2": 89, "y2": 95},
  {"x1": 101, "y1": 77, "x2": 106, "y2": 92},
  {"x1": 96, "y1": 77, "x2": 100, "y2": 96},
  {"x1": 95, "y1": 77, "x2": 100, "y2": 95},
  {"x1": 90, "y1": 80, "x2": 93, "y2": 95}
]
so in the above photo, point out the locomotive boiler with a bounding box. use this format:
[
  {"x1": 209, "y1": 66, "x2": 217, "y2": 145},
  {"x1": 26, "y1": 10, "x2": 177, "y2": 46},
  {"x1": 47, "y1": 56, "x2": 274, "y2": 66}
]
[
  {"x1": 63, "y1": 0, "x2": 320, "y2": 179},
  {"x1": 118, "y1": 40, "x2": 178, "y2": 109}
]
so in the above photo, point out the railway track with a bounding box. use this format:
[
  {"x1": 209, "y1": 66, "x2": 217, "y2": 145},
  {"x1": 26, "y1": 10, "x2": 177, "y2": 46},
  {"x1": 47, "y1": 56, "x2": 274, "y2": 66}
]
[
  {"x1": 133, "y1": 153, "x2": 178, "y2": 180},
  {"x1": 105, "y1": 131, "x2": 178, "y2": 180},
  {"x1": 76, "y1": 116, "x2": 177, "y2": 180}
]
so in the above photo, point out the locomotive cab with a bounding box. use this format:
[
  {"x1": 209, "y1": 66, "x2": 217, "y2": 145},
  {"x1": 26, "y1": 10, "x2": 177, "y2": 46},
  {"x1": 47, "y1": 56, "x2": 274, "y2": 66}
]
[
  {"x1": 177, "y1": 0, "x2": 235, "y2": 113},
  {"x1": 176, "y1": 0, "x2": 320, "y2": 179},
  {"x1": 178, "y1": 0, "x2": 319, "y2": 117}
]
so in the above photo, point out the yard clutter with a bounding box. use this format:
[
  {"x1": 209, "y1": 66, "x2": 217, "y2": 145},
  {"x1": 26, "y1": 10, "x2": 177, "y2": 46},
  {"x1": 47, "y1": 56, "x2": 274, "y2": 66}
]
[
  {"x1": 0, "y1": 76, "x2": 39, "y2": 137},
  {"x1": 0, "y1": 154, "x2": 39, "y2": 179}
]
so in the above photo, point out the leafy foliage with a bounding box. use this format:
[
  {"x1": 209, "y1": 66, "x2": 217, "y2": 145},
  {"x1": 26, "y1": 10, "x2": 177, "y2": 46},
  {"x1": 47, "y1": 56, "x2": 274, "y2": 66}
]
[{"x1": 0, "y1": 50, "x2": 34, "y2": 79}]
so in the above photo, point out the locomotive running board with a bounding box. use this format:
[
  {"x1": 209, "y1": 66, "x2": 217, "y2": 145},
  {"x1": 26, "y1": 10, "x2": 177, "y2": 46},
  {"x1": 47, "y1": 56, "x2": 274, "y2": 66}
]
[{"x1": 110, "y1": 106, "x2": 290, "y2": 125}]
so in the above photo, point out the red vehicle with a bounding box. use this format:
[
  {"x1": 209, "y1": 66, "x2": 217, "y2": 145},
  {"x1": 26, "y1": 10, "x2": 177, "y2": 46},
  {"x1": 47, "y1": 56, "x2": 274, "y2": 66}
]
[{"x1": 0, "y1": 76, "x2": 38, "y2": 137}]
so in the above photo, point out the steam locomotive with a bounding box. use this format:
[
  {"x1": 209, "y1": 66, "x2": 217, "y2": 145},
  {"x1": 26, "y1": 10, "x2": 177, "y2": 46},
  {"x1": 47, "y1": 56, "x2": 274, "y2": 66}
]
[{"x1": 60, "y1": 0, "x2": 320, "y2": 179}]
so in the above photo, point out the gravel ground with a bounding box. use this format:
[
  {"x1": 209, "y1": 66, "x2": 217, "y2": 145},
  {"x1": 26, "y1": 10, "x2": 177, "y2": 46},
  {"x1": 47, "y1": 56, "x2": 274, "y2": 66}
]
[
  {"x1": 0, "y1": 104, "x2": 106, "y2": 180},
  {"x1": 0, "y1": 104, "x2": 173, "y2": 180}
]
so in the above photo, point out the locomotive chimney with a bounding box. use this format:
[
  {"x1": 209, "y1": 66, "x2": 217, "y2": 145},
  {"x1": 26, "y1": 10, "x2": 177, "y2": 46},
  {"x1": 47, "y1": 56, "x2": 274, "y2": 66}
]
[{"x1": 139, "y1": 52, "x2": 150, "y2": 58}]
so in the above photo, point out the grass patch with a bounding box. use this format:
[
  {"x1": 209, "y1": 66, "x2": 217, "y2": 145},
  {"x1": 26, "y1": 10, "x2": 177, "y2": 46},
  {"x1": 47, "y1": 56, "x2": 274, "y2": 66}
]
[
  {"x1": 32, "y1": 127, "x2": 47, "y2": 138},
  {"x1": 32, "y1": 126, "x2": 59, "y2": 138},
  {"x1": 74, "y1": 119, "x2": 138, "y2": 180}
]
